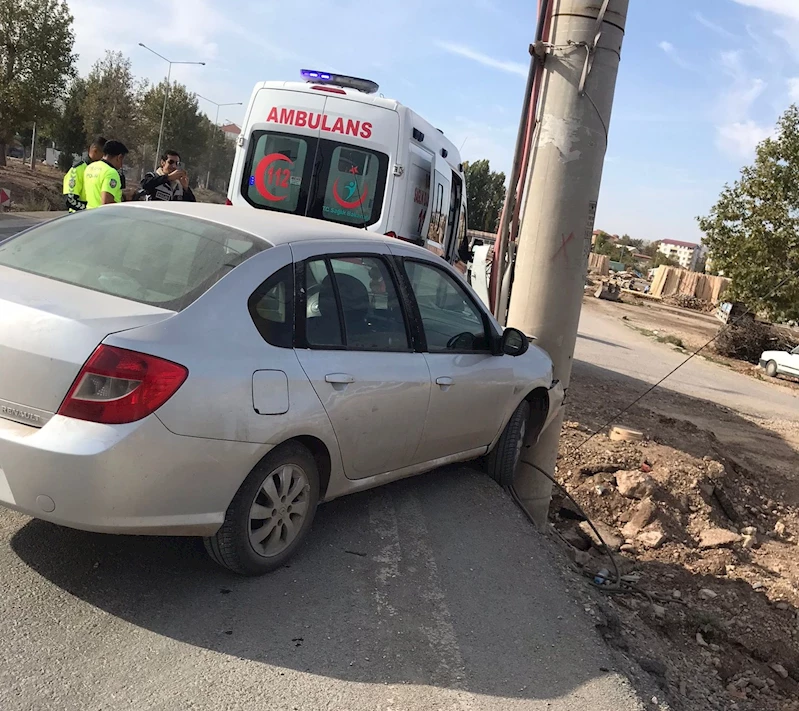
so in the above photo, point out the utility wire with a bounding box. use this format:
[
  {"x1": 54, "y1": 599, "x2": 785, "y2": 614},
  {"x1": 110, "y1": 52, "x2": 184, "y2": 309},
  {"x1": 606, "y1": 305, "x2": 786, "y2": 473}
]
[
  {"x1": 575, "y1": 270, "x2": 797, "y2": 451},
  {"x1": 509, "y1": 270, "x2": 797, "y2": 600}
]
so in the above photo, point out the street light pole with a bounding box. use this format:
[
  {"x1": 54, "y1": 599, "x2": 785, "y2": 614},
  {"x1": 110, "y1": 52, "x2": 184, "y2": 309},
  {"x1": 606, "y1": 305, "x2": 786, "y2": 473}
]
[
  {"x1": 197, "y1": 94, "x2": 242, "y2": 189},
  {"x1": 138, "y1": 43, "x2": 206, "y2": 170}
]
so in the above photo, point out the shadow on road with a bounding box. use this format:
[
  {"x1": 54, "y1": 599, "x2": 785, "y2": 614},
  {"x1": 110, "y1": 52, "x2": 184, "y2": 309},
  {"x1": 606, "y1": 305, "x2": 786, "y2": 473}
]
[{"x1": 10, "y1": 468, "x2": 619, "y2": 703}]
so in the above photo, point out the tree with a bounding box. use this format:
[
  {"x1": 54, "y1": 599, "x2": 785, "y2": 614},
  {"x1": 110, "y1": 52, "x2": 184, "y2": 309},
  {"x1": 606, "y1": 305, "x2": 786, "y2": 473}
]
[
  {"x1": 652, "y1": 251, "x2": 679, "y2": 269},
  {"x1": 699, "y1": 105, "x2": 799, "y2": 322},
  {"x1": 51, "y1": 77, "x2": 88, "y2": 169},
  {"x1": 139, "y1": 81, "x2": 206, "y2": 176},
  {"x1": 83, "y1": 51, "x2": 141, "y2": 147},
  {"x1": 0, "y1": 0, "x2": 76, "y2": 165},
  {"x1": 464, "y1": 159, "x2": 506, "y2": 233}
]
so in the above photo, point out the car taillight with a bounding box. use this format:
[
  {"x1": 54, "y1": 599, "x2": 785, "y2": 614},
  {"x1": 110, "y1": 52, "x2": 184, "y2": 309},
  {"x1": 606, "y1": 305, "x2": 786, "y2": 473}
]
[
  {"x1": 58, "y1": 345, "x2": 188, "y2": 425},
  {"x1": 385, "y1": 231, "x2": 397, "y2": 239},
  {"x1": 225, "y1": 198, "x2": 233, "y2": 205}
]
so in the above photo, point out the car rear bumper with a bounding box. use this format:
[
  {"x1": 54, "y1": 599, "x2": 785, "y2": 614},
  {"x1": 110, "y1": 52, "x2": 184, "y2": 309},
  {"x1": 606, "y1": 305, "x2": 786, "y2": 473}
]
[{"x1": 0, "y1": 414, "x2": 264, "y2": 536}]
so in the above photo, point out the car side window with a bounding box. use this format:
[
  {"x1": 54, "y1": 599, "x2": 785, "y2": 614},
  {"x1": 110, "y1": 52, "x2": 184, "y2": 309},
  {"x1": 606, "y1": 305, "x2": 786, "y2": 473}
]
[
  {"x1": 304, "y1": 255, "x2": 410, "y2": 351},
  {"x1": 249, "y1": 265, "x2": 294, "y2": 348},
  {"x1": 404, "y1": 259, "x2": 490, "y2": 353}
]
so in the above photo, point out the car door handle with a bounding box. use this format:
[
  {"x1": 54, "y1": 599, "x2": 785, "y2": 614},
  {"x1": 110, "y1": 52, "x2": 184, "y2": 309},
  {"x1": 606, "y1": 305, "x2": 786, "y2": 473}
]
[
  {"x1": 325, "y1": 373, "x2": 355, "y2": 384},
  {"x1": 435, "y1": 377, "x2": 454, "y2": 387}
]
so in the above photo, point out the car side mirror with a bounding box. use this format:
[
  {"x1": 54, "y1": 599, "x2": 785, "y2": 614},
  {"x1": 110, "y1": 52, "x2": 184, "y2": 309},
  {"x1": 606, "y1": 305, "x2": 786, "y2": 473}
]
[{"x1": 501, "y1": 328, "x2": 529, "y2": 357}]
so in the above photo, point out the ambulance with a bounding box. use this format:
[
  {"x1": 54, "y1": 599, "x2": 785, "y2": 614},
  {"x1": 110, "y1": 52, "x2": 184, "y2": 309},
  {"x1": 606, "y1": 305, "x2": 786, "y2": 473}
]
[{"x1": 227, "y1": 70, "x2": 471, "y2": 271}]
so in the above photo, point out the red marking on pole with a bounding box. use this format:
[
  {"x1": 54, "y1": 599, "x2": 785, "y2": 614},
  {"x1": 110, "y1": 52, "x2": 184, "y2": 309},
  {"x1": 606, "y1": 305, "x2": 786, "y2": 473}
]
[{"x1": 553, "y1": 232, "x2": 574, "y2": 263}]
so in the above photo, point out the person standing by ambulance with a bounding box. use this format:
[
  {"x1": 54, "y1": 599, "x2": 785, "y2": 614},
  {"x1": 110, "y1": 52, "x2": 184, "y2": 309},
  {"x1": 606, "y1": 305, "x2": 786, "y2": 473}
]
[
  {"x1": 62, "y1": 136, "x2": 106, "y2": 212},
  {"x1": 83, "y1": 140, "x2": 129, "y2": 209},
  {"x1": 139, "y1": 150, "x2": 197, "y2": 202}
]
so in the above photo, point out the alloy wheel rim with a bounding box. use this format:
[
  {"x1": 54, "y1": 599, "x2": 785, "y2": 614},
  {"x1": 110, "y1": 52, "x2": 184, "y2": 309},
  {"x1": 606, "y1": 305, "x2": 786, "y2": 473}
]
[{"x1": 248, "y1": 464, "x2": 310, "y2": 558}]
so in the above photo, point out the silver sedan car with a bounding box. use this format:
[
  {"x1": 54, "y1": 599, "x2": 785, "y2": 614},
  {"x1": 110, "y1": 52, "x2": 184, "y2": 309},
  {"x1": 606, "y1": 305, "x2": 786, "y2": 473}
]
[{"x1": 0, "y1": 204, "x2": 562, "y2": 575}]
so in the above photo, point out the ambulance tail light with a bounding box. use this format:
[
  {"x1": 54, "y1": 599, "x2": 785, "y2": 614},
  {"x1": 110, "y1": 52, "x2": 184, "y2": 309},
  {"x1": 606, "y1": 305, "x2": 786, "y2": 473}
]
[{"x1": 311, "y1": 85, "x2": 347, "y2": 95}]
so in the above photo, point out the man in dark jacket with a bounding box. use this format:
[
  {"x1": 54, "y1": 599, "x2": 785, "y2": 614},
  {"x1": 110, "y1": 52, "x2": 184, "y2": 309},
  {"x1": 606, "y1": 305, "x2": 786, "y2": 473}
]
[{"x1": 140, "y1": 150, "x2": 196, "y2": 202}]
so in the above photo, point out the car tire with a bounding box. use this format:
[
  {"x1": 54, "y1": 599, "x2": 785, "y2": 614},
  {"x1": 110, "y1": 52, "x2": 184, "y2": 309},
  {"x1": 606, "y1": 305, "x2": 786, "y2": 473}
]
[
  {"x1": 485, "y1": 399, "x2": 533, "y2": 489},
  {"x1": 765, "y1": 360, "x2": 779, "y2": 378},
  {"x1": 204, "y1": 441, "x2": 320, "y2": 576}
]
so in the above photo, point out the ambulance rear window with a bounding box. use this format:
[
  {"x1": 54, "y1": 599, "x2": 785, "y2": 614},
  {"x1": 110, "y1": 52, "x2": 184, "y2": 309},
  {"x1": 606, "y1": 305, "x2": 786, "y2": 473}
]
[
  {"x1": 242, "y1": 131, "x2": 310, "y2": 214},
  {"x1": 240, "y1": 131, "x2": 389, "y2": 228},
  {"x1": 315, "y1": 145, "x2": 388, "y2": 228}
]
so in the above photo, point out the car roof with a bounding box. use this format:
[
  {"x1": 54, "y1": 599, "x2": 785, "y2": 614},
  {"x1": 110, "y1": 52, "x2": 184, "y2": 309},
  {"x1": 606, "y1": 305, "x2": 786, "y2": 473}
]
[{"x1": 110, "y1": 202, "x2": 422, "y2": 251}]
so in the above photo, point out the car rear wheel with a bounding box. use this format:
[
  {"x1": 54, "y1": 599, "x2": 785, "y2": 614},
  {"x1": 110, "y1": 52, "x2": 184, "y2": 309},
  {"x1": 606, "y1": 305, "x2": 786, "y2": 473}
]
[
  {"x1": 766, "y1": 360, "x2": 779, "y2": 377},
  {"x1": 485, "y1": 399, "x2": 533, "y2": 489},
  {"x1": 204, "y1": 442, "x2": 320, "y2": 576}
]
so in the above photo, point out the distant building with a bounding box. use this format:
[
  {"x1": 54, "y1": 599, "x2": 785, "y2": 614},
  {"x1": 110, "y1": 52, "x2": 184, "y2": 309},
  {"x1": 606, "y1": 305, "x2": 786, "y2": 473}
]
[
  {"x1": 221, "y1": 123, "x2": 241, "y2": 143},
  {"x1": 658, "y1": 239, "x2": 706, "y2": 271}
]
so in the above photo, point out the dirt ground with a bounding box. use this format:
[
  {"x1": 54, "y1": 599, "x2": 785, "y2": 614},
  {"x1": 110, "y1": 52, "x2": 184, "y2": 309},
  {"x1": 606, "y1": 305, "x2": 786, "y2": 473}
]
[
  {"x1": 585, "y1": 293, "x2": 799, "y2": 393},
  {"x1": 553, "y1": 359, "x2": 799, "y2": 711},
  {"x1": 0, "y1": 157, "x2": 225, "y2": 210}
]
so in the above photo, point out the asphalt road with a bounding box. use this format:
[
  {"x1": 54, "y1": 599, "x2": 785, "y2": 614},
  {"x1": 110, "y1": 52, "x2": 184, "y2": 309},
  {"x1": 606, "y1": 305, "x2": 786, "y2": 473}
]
[
  {"x1": 576, "y1": 300, "x2": 799, "y2": 422},
  {"x1": 0, "y1": 471, "x2": 644, "y2": 711},
  {"x1": 0, "y1": 215, "x2": 38, "y2": 241}
]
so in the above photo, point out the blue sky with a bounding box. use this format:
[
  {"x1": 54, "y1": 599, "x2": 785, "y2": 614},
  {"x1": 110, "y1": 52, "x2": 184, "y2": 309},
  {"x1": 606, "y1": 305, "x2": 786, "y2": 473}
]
[{"x1": 68, "y1": 0, "x2": 799, "y2": 244}]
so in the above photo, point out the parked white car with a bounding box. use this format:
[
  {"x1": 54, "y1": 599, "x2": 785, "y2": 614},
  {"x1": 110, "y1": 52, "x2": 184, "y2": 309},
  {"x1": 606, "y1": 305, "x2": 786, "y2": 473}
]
[
  {"x1": 760, "y1": 347, "x2": 799, "y2": 378},
  {"x1": 0, "y1": 203, "x2": 563, "y2": 575}
]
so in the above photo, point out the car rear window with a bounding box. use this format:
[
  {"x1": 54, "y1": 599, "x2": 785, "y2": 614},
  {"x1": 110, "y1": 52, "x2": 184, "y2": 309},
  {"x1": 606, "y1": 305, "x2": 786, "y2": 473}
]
[{"x1": 0, "y1": 208, "x2": 266, "y2": 311}]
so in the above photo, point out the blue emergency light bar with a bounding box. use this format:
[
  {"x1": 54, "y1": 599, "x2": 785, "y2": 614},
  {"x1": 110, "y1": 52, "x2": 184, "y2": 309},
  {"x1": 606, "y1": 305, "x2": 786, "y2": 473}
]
[{"x1": 300, "y1": 69, "x2": 379, "y2": 95}]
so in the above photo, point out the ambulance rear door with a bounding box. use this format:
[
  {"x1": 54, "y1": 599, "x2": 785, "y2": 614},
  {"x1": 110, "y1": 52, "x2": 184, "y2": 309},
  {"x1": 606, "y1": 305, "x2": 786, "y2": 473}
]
[
  {"x1": 310, "y1": 95, "x2": 399, "y2": 231},
  {"x1": 235, "y1": 87, "x2": 327, "y2": 213}
]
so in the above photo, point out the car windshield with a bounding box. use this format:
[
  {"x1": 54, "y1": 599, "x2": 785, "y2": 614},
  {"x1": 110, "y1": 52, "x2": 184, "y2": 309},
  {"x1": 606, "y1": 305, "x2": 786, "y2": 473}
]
[{"x1": 0, "y1": 209, "x2": 266, "y2": 311}]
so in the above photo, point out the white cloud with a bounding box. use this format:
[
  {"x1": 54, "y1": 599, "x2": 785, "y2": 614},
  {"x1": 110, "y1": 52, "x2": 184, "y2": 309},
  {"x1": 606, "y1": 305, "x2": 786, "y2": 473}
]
[
  {"x1": 694, "y1": 12, "x2": 737, "y2": 38},
  {"x1": 731, "y1": 0, "x2": 799, "y2": 22},
  {"x1": 715, "y1": 120, "x2": 774, "y2": 158},
  {"x1": 789, "y1": 78, "x2": 799, "y2": 101},
  {"x1": 717, "y1": 51, "x2": 767, "y2": 121},
  {"x1": 658, "y1": 41, "x2": 692, "y2": 70},
  {"x1": 436, "y1": 41, "x2": 528, "y2": 77}
]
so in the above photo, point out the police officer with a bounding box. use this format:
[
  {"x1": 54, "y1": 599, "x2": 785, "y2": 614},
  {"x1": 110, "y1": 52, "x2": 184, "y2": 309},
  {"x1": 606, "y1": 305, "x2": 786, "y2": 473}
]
[
  {"x1": 83, "y1": 140, "x2": 129, "y2": 209},
  {"x1": 62, "y1": 136, "x2": 106, "y2": 212}
]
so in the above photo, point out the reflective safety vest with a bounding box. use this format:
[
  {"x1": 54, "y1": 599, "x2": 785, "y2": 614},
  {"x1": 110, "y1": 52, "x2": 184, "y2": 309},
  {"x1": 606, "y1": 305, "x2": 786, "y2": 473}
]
[
  {"x1": 84, "y1": 160, "x2": 122, "y2": 209},
  {"x1": 63, "y1": 161, "x2": 88, "y2": 212}
]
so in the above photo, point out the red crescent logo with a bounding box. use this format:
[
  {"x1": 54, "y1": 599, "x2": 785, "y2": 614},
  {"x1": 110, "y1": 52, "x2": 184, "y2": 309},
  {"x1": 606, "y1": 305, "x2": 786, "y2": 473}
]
[
  {"x1": 255, "y1": 153, "x2": 293, "y2": 202},
  {"x1": 332, "y1": 178, "x2": 369, "y2": 209}
]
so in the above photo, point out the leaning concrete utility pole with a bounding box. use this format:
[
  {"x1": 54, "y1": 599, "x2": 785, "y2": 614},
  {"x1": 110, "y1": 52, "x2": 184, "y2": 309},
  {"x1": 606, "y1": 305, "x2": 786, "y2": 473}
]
[{"x1": 507, "y1": 0, "x2": 629, "y2": 527}]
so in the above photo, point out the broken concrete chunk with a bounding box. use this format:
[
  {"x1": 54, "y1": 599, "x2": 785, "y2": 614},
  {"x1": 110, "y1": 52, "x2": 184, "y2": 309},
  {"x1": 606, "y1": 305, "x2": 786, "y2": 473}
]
[
  {"x1": 698, "y1": 589, "x2": 718, "y2": 600},
  {"x1": 609, "y1": 426, "x2": 644, "y2": 442},
  {"x1": 637, "y1": 530, "x2": 667, "y2": 549},
  {"x1": 616, "y1": 470, "x2": 656, "y2": 500},
  {"x1": 561, "y1": 527, "x2": 592, "y2": 551},
  {"x1": 769, "y1": 663, "x2": 789, "y2": 679},
  {"x1": 621, "y1": 498, "x2": 658, "y2": 539},
  {"x1": 699, "y1": 528, "x2": 743, "y2": 549},
  {"x1": 579, "y1": 520, "x2": 622, "y2": 552}
]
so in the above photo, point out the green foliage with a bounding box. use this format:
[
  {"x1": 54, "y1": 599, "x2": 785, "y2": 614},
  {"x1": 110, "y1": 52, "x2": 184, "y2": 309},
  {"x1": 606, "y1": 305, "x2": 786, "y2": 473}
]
[
  {"x1": 51, "y1": 77, "x2": 87, "y2": 161},
  {"x1": 652, "y1": 251, "x2": 679, "y2": 268},
  {"x1": 463, "y1": 159, "x2": 506, "y2": 233},
  {"x1": 0, "y1": 0, "x2": 76, "y2": 163},
  {"x1": 83, "y1": 52, "x2": 142, "y2": 147},
  {"x1": 699, "y1": 104, "x2": 799, "y2": 322},
  {"x1": 139, "y1": 81, "x2": 205, "y2": 170}
]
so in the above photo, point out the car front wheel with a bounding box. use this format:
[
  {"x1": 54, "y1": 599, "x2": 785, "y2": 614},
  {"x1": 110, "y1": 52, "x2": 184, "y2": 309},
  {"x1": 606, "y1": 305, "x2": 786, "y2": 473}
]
[
  {"x1": 205, "y1": 442, "x2": 320, "y2": 576},
  {"x1": 765, "y1": 360, "x2": 779, "y2": 377},
  {"x1": 485, "y1": 399, "x2": 533, "y2": 489}
]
